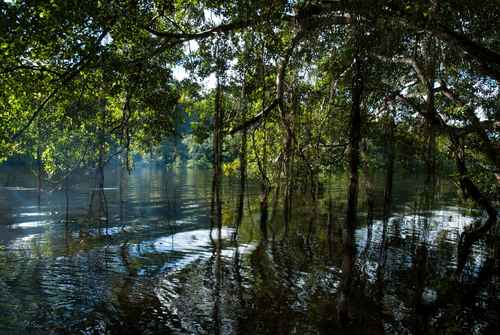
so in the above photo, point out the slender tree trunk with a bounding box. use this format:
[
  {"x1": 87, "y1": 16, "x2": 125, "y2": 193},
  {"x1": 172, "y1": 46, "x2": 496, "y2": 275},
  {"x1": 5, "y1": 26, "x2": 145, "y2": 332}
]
[
  {"x1": 361, "y1": 139, "x2": 375, "y2": 224},
  {"x1": 96, "y1": 100, "x2": 106, "y2": 224},
  {"x1": 258, "y1": 126, "x2": 269, "y2": 241},
  {"x1": 425, "y1": 86, "x2": 436, "y2": 183},
  {"x1": 256, "y1": 48, "x2": 271, "y2": 239},
  {"x1": 96, "y1": 136, "x2": 105, "y2": 190},
  {"x1": 35, "y1": 118, "x2": 43, "y2": 206},
  {"x1": 235, "y1": 84, "x2": 247, "y2": 236},
  {"x1": 89, "y1": 98, "x2": 107, "y2": 234},
  {"x1": 260, "y1": 193, "x2": 268, "y2": 241},
  {"x1": 119, "y1": 150, "x2": 129, "y2": 225},
  {"x1": 269, "y1": 176, "x2": 281, "y2": 241},
  {"x1": 64, "y1": 176, "x2": 70, "y2": 231},
  {"x1": 338, "y1": 54, "x2": 364, "y2": 322},
  {"x1": 383, "y1": 115, "x2": 395, "y2": 218},
  {"x1": 97, "y1": 98, "x2": 106, "y2": 190},
  {"x1": 36, "y1": 145, "x2": 42, "y2": 207},
  {"x1": 424, "y1": 37, "x2": 437, "y2": 184},
  {"x1": 282, "y1": 89, "x2": 296, "y2": 234},
  {"x1": 211, "y1": 71, "x2": 223, "y2": 231},
  {"x1": 120, "y1": 98, "x2": 131, "y2": 226}
]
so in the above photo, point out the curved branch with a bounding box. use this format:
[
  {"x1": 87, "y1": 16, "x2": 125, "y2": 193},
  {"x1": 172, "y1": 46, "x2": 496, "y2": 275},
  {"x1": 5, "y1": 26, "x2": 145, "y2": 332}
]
[
  {"x1": 434, "y1": 24, "x2": 500, "y2": 82},
  {"x1": 229, "y1": 99, "x2": 278, "y2": 135},
  {"x1": 145, "y1": 19, "x2": 253, "y2": 40}
]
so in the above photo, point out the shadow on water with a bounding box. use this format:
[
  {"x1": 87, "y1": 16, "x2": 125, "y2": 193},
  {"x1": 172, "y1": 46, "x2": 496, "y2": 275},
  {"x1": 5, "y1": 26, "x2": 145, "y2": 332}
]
[{"x1": 0, "y1": 166, "x2": 499, "y2": 334}]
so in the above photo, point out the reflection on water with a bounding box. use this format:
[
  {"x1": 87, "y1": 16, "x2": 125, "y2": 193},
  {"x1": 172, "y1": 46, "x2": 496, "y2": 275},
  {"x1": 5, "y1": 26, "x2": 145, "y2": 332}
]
[{"x1": 0, "y1": 166, "x2": 498, "y2": 334}]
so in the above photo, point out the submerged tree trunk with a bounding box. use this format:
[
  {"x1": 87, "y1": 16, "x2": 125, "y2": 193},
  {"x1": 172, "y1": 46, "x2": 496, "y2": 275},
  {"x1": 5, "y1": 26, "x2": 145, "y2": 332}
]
[
  {"x1": 383, "y1": 115, "x2": 395, "y2": 218},
  {"x1": 64, "y1": 176, "x2": 70, "y2": 249},
  {"x1": 281, "y1": 87, "x2": 297, "y2": 235},
  {"x1": 96, "y1": 98, "x2": 106, "y2": 192},
  {"x1": 455, "y1": 141, "x2": 498, "y2": 274},
  {"x1": 260, "y1": 191, "x2": 269, "y2": 241},
  {"x1": 36, "y1": 145, "x2": 42, "y2": 207},
  {"x1": 282, "y1": 126, "x2": 293, "y2": 232},
  {"x1": 361, "y1": 139, "x2": 375, "y2": 224},
  {"x1": 88, "y1": 98, "x2": 108, "y2": 235},
  {"x1": 235, "y1": 84, "x2": 247, "y2": 236},
  {"x1": 35, "y1": 119, "x2": 43, "y2": 207},
  {"x1": 338, "y1": 54, "x2": 364, "y2": 322},
  {"x1": 119, "y1": 92, "x2": 132, "y2": 230},
  {"x1": 425, "y1": 83, "x2": 437, "y2": 184},
  {"x1": 256, "y1": 50, "x2": 271, "y2": 240},
  {"x1": 275, "y1": 35, "x2": 302, "y2": 236},
  {"x1": 211, "y1": 69, "x2": 223, "y2": 232},
  {"x1": 96, "y1": 132, "x2": 105, "y2": 192},
  {"x1": 119, "y1": 150, "x2": 129, "y2": 226}
]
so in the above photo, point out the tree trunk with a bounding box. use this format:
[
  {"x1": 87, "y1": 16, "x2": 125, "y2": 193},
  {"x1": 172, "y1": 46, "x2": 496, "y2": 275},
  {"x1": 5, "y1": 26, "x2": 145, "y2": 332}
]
[
  {"x1": 260, "y1": 192, "x2": 269, "y2": 240},
  {"x1": 425, "y1": 85, "x2": 436, "y2": 183},
  {"x1": 36, "y1": 145, "x2": 42, "y2": 207},
  {"x1": 120, "y1": 97, "x2": 131, "y2": 225},
  {"x1": 455, "y1": 141, "x2": 498, "y2": 274},
  {"x1": 361, "y1": 139, "x2": 375, "y2": 224},
  {"x1": 282, "y1": 88, "x2": 296, "y2": 234},
  {"x1": 211, "y1": 72, "x2": 223, "y2": 231},
  {"x1": 89, "y1": 98, "x2": 108, "y2": 234},
  {"x1": 235, "y1": 84, "x2": 247, "y2": 235},
  {"x1": 338, "y1": 54, "x2": 364, "y2": 322},
  {"x1": 256, "y1": 49, "x2": 271, "y2": 239},
  {"x1": 119, "y1": 150, "x2": 129, "y2": 225},
  {"x1": 383, "y1": 115, "x2": 395, "y2": 219}
]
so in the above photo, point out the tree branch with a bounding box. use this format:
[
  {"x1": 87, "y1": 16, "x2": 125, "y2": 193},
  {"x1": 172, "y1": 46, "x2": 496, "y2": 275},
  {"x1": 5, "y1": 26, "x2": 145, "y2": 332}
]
[
  {"x1": 229, "y1": 99, "x2": 278, "y2": 135},
  {"x1": 145, "y1": 19, "x2": 253, "y2": 40},
  {"x1": 434, "y1": 24, "x2": 500, "y2": 82},
  {"x1": 375, "y1": 54, "x2": 427, "y2": 85},
  {"x1": 438, "y1": 80, "x2": 500, "y2": 172},
  {"x1": 230, "y1": 31, "x2": 304, "y2": 135},
  {"x1": 11, "y1": 31, "x2": 108, "y2": 141}
]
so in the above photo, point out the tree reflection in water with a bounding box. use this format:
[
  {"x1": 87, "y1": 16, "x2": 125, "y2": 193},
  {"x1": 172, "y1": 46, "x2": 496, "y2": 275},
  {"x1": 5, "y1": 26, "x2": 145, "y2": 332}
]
[{"x1": 0, "y1": 167, "x2": 498, "y2": 334}]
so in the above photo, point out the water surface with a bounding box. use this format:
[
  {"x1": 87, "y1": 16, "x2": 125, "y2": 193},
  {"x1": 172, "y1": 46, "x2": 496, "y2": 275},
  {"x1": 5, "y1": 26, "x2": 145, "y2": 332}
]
[{"x1": 0, "y1": 166, "x2": 498, "y2": 334}]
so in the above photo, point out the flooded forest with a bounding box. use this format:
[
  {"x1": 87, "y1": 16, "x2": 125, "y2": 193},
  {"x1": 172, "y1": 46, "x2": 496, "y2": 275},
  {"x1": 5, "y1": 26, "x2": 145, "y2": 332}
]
[{"x1": 0, "y1": 1, "x2": 499, "y2": 334}]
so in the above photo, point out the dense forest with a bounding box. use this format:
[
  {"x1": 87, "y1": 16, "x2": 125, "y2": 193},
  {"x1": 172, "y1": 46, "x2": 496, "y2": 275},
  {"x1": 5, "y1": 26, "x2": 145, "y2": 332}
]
[{"x1": 0, "y1": 0, "x2": 499, "y2": 334}]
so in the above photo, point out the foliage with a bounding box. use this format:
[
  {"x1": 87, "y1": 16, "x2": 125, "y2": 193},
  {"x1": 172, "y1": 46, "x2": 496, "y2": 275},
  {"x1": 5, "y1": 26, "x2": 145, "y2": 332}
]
[{"x1": 0, "y1": 0, "x2": 497, "y2": 205}]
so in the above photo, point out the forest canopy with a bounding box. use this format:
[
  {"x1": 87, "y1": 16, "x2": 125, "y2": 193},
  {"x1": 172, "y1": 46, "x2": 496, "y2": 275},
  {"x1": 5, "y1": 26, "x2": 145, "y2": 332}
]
[{"x1": 0, "y1": 0, "x2": 498, "y2": 230}]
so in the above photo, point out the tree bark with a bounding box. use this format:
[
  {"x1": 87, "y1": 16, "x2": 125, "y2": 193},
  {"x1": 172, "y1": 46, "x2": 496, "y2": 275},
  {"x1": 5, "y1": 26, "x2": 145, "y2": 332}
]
[
  {"x1": 338, "y1": 54, "x2": 364, "y2": 322},
  {"x1": 383, "y1": 114, "x2": 395, "y2": 218},
  {"x1": 235, "y1": 84, "x2": 247, "y2": 235},
  {"x1": 211, "y1": 70, "x2": 223, "y2": 231}
]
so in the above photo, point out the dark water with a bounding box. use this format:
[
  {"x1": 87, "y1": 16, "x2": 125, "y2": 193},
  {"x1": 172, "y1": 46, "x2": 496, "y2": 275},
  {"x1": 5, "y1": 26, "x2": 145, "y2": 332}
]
[{"x1": 0, "y1": 166, "x2": 498, "y2": 334}]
